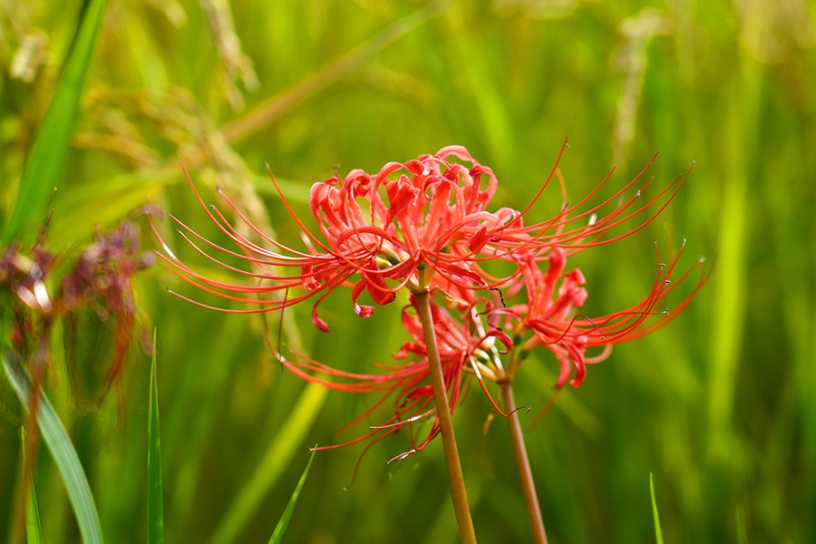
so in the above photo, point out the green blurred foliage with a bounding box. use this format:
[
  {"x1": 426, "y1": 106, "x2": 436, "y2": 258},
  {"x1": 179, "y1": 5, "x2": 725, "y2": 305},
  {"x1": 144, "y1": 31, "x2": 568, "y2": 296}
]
[{"x1": 1, "y1": 0, "x2": 814, "y2": 542}]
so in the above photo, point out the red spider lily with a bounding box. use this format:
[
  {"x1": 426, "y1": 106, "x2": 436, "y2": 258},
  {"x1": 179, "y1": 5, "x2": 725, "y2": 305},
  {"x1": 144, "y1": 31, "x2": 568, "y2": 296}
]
[
  {"x1": 497, "y1": 243, "x2": 709, "y2": 389},
  {"x1": 152, "y1": 149, "x2": 508, "y2": 330},
  {"x1": 152, "y1": 145, "x2": 708, "y2": 462},
  {"x1": 153, "y1": 141, "x2": 690, "y2": 333},
  {"x1": 281, "y1": 293, "x2": 511, "y2": 462},
  {"x1": 279, "y1": 242, "x2": 707, "y2": 460}
]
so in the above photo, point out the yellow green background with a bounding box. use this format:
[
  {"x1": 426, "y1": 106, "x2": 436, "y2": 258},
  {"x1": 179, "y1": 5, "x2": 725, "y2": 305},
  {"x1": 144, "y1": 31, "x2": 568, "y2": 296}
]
[{"x1": 1, "y1": 0, "x2": 814, "y2": 542}]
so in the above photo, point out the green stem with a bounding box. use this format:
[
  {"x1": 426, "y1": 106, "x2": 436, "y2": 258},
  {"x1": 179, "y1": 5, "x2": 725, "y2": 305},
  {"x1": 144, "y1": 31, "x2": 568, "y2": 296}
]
[
  {"x1": 501, "y1": 380, "x2": 548, "y2": 544},
  {"x1": 414, "y1": 289, "x2": 477, "y2": 544}
]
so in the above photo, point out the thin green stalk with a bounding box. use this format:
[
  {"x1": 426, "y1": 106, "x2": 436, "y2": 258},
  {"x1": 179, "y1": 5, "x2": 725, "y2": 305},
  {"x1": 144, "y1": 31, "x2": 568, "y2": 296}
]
[
  {"x1": 147, "y1": 330, "x2": 164, "y2": 544},
  {"x1": 22, "y1": 427, "x2": 43, "y2": 544},
  {"x1": 650, "y1": 474, "x2": 664, "y2": 544},
  {"x1": 414, "y1": 289, "x2": 477, "y2": 544},
  {"x1": 500, "y1": 380, "x2": 548, "y2": 544}
]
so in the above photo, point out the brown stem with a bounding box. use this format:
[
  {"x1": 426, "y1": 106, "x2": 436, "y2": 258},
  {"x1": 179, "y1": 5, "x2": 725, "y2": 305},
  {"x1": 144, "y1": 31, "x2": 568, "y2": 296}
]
[
  {"x1": 414, "y1": 289, "x2": 477, "y2": 544},
  {"x1": 501, "y1": 380, "x2": 548, "y2": 544}
]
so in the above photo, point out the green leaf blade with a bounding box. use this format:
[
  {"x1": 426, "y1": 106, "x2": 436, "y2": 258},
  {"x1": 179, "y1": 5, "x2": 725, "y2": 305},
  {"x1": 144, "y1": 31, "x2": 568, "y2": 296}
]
[
  {"x1": 147, "y1": 329, "x2": 164, "y2": 544},
  {"x1": 3, "y1": 357, "x2": 104, "y2": 544},
  {"x1": 209, "y1": 382, "x2": 327, "y2": 544},
  {"x1": 21, "y1": 429, "x2": 43, "y2": 544},
  {"x1": 25, "y1": 478, "x2": 43, "y2": 544},
  {"x1": 650, "y1": 473, "x2": 664, "y2": 544},
  {"x1": 268, "y1": 450, "x2": 316, "y2": 544},
  {"x1": 2, "y1": 0, "x2": 107, "y2": 242}
]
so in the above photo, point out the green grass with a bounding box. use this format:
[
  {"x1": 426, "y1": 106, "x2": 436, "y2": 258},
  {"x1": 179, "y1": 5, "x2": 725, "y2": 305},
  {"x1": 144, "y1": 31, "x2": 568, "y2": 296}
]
[
  {"x1": 3, "y1": 357, "x2": 103, "y2": 544},
  {"x1": 1, "y1": 1, "x2": 814, "y2": 542},
  {"x1": 22, "y1": 428, "x2": 43, "y2": 544},
  {"x1": 147, "y1": 329, "x2": 164, "y2": 544},
  {"x1": 1, "y1": 0, "x2": 107, "y2": 244},
  {"x1": 268, "y1": 449, "x2": 316, "y2": 544},
  {"x1": 650, "y1": 474, "x2": 664, "y2": 544}
]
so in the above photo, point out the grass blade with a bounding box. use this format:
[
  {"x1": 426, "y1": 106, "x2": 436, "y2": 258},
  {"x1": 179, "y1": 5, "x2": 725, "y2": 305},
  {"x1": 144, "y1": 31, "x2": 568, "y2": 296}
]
[
  {"x1": 25, "y1": 472, "x2": 43, "y2": 544},
  {"x1": 267, "y1": 450, "x2": 315, "y2": 544},
  {"x1": 21, "y1": 428, "x2": 43, "y2": 544},
  {"x1": 650, "y1": 473, "x2": 664, "y2": 544},
  {"x1": 3, "y1": 356, "x2": 104, "y2": 544},
  {"x1": 147, "y1": 329, "x2": 164, "y2": 544},
  {"x1": 2, "y1": 0, "x2": 107, "y2": 242},
  {"x1": 210, "y1": 381, "x2": 327, "y2": 544}
]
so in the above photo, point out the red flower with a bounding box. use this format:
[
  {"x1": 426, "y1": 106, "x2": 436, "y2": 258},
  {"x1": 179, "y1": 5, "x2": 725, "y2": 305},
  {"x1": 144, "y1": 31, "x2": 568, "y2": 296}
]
[
  {"x1": 307, "y1": 146, "x2": 502, "y2": 305},
  {"x1": 497, "y1": 242, "x2": 708, "y2": 389},
  {"x1": 282, "y1": 293, "x2": 511, "y2": 461},
  {"x1": 153, "y1": 149, "x2": 515, "y2": 330},
  {"x1": 154, "y1": 143, "x2": 692, "y2": 331},
  {"x1": 153, "y1": 144, "x2": 708, "y2": 457}
]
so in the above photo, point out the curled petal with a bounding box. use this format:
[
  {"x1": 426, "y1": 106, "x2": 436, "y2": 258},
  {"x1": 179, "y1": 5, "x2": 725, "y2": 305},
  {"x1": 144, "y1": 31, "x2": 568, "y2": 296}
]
[
  {"x1": 311, "y1": 305, "x2": 329, "y2": 332},
  {"x1": 385, "y1": 175, "x2": 421, "y2": 223},
  {"x1": 362, "y1": 269, "x2": 397, "y2": 306},
  {"x1": 351, "y1": 280, "x2": 375, "y2": 318},
  {"x1": 407, "y1": 385, "x2": 433, "y2": 399}
]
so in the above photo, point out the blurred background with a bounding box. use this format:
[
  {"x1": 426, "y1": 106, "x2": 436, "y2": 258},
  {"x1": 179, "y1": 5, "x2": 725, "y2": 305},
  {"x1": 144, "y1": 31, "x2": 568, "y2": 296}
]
[{"x1": 1, "y1": 0, "x2": 814, "y2": 542}]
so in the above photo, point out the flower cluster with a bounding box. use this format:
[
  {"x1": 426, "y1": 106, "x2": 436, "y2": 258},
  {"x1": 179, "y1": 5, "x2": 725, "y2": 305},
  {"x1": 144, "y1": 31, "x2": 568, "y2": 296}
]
[{"x1": 154, "y1": 142, "x2": 707, "y2": 456}]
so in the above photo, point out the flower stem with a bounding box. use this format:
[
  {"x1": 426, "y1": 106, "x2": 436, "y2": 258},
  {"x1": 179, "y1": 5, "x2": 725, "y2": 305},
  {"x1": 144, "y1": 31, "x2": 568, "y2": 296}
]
[
  {"x1": 501, "y1": 380, "x2": 548, "y2": 544},
  {"x1": 414, "y1": 289, "x2": 477, "y2": 544}
]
